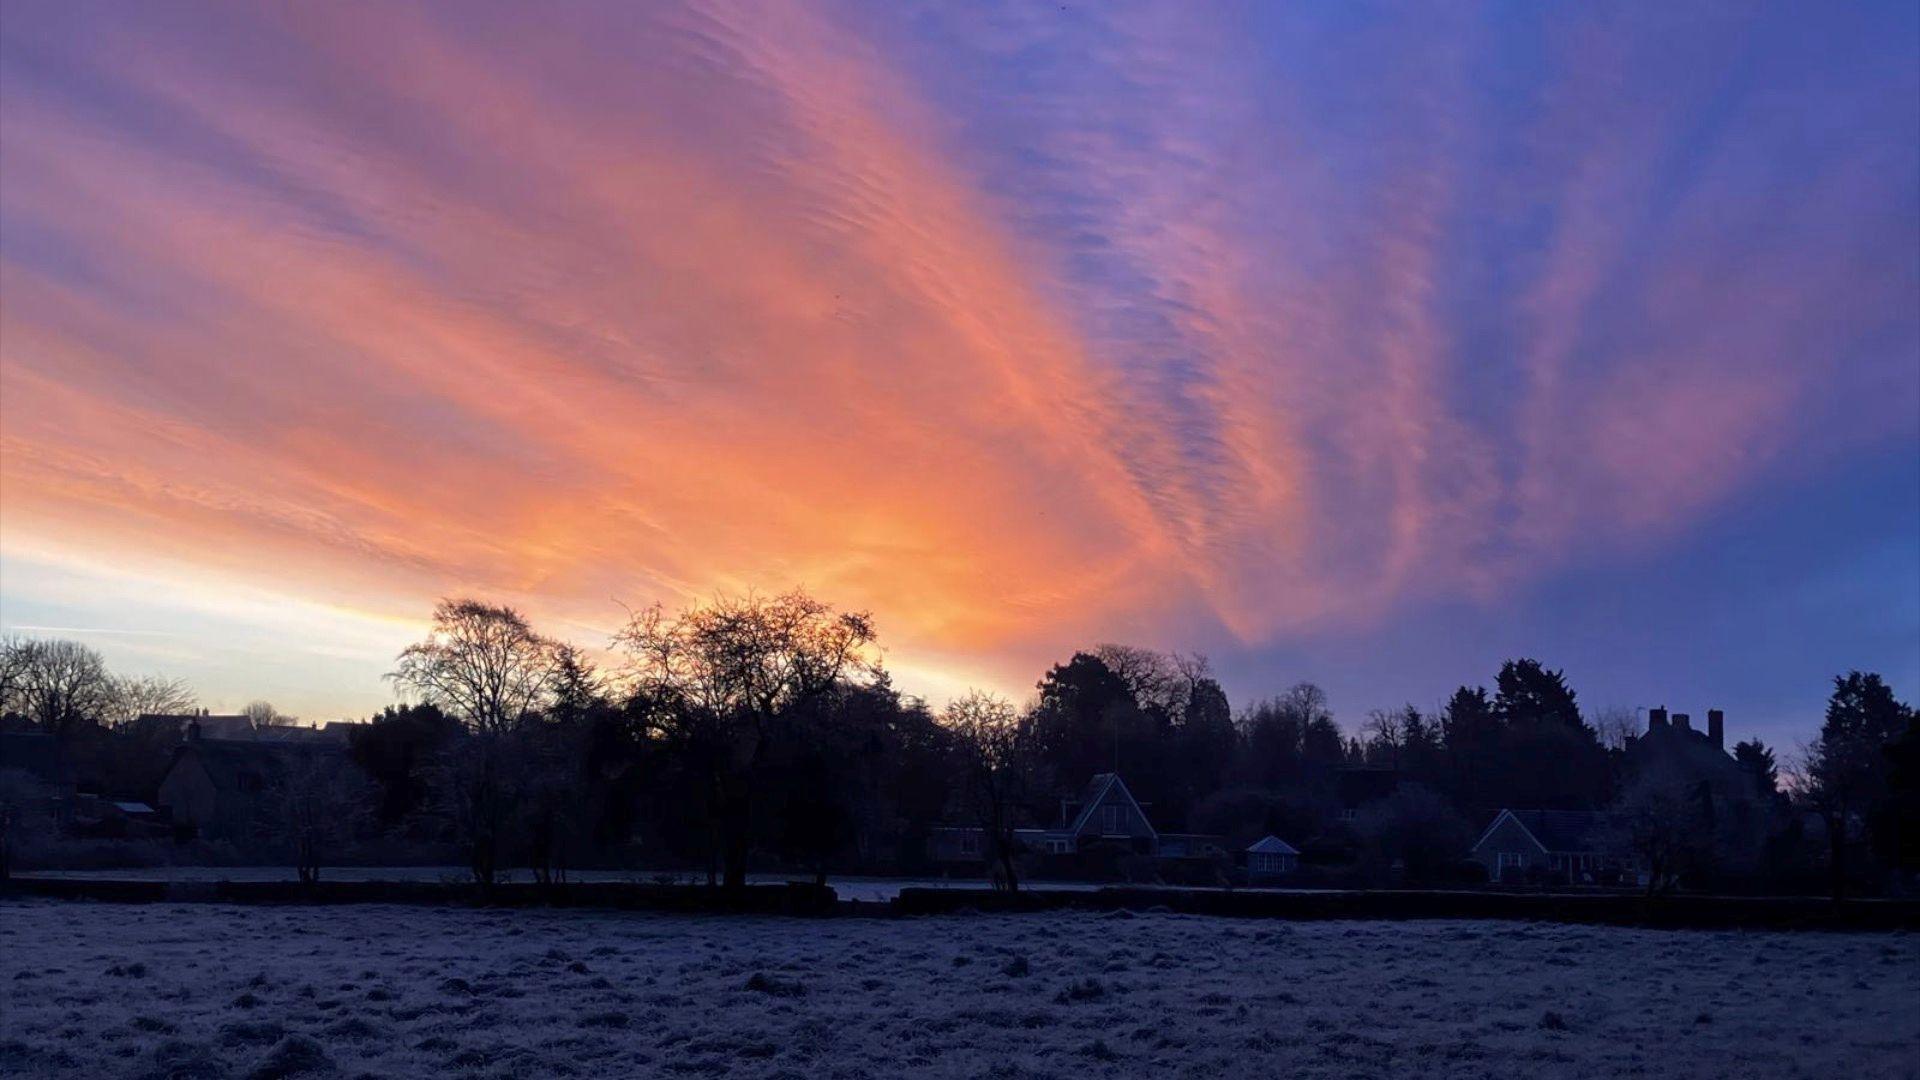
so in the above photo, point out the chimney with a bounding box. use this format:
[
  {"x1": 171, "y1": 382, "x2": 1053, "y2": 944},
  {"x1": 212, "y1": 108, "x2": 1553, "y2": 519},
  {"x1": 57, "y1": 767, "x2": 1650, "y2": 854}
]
[
  {"x1": 1707, "y1": 709, "x2": 1724, "y2": 749},
  {"x1": 1673, "y1": 713, "x2": 1692, "y2": 734},
  {"x1": 1648, "y1": 707, "x2": 1669, "y2": 732}
]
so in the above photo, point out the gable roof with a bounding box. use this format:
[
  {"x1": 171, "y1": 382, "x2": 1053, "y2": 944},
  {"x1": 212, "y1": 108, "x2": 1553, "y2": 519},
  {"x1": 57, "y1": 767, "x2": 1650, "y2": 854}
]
[
  {"x1": 1472, "y1": 808, "x2": 1607, "y2": 855},
  {"x1": 1064, "y1": 773, "x2": 1158, "y2": 840},
  {"x1": 1247, "y1": 835, "x2": 1299, "y2": 856},
  {"x1": 169, "y1": 738, "x2": 345, "y2": 792},
  {"x1": 1334, "y1": 767, "x2": 1399, "y2": 809},
  {"x1": 142, "y1": 714, "x2": 255, "y2": 740}
]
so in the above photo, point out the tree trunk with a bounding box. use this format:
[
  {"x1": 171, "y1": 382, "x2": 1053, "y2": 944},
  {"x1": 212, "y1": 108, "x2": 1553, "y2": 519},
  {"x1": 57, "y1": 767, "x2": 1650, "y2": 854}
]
[
  {"x1": 721, "y1": 787, "x2": 751, "y2": 892},
  {"x1": 1828, "y1": 810, "x2": 1848, "y2": 903}
]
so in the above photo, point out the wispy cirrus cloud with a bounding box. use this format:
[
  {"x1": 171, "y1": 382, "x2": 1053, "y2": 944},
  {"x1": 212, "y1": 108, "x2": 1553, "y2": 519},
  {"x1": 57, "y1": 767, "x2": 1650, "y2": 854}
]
[{"x1": 1, "y1": 1, "x2": 1913, "y2": 715}]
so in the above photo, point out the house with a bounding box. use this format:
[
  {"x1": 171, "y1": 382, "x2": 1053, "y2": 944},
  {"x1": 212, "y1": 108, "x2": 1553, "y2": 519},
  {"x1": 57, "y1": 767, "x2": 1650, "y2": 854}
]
[
  {"x1": 69, "y1": 795, "x2": 171, "y2": 839},
  {"x1": 137, "y1": 713, "x2": 355, "y2": 745},
  {"x1": 254, "y1": 722, "x2": 355, "y2": 746},
  {"x1": 1245, "y1": 835, "x2": 1300, "y2": 882},
  {"x1": 141, "y1": 712, "x2": 256, "y2": 741},
  {"x1": 1335, "y1": 767, "x2": 1400, "y2": 823},
  {"x1": 931, "y1": 773, "x2": 1225, "y2": 867},
  {"x1": 0, "y1": 731, "x2": 79, "y2": 827},
  {"x1": 1053, "y1": 772, "x2": 1159, "y2": 854},
  {"x1": 1627, "y1": 707, "x2": 1755, "y2": 805},
  {"x1": 1471, "y1": 809, "x2": 1614, "y2": 883},
  {"x1": 156, "y1": 724, "x2": 351, "y2": 841}
]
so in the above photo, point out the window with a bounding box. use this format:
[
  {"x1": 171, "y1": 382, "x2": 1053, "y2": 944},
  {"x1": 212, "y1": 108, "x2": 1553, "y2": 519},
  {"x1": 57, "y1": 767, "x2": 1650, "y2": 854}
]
[
  {"x1": 959, "y1": 833, "x2": 979, "y2": 856},
  {"x1": 1498, "y1": 852, "x2": 1525, "y2": 872},
  {"x1": 1047, "y1": 839, "x2": 1070, "y2": 855},
  {"x1": 1102, "y1": 805, "x2": 1122, "y2": 834}
]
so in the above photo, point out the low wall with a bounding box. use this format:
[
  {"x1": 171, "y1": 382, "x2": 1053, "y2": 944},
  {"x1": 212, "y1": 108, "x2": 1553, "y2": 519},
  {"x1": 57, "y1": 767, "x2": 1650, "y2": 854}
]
[
  {"x1": 7, "y1": 877, "x2": 1915, "y2": 929},
  {"x1": 891, "y1": 886, "x2": 1920, "y2": 931},
  {"x1": 0, "y1": 877, "x2": 838, "y2": 916}
]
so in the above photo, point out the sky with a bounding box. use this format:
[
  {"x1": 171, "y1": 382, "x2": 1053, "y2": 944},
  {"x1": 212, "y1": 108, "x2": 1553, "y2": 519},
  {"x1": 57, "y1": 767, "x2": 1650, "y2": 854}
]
[{"x1": 1, "y1": 1, "x2": 1916, "y2": 749}]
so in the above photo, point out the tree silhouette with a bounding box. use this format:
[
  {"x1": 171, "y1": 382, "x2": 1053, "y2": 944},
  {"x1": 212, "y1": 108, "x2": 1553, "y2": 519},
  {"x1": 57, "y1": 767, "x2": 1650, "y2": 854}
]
[
  {"x1": 1733, "y1": 738, "x2": 1779, "y2": 800},
  {"x1": 390, "y1": 599, "x2": 561, "y2": 735},
  {"x1": 1491, "y1": 660, "x2": 1608, "y2": 809},
  {"x1": 614, "y1": 589, "x2": 878, "y2": 891},
  {"x1": 945, "y1": 691, "x2": 1037, "y2": 892},
  {"x1": 1801, "y1": 671, "x2": 1913, "y2": 900},
  {"x1": 8, "y1": 639, "x2": 118, "y2": 734}
]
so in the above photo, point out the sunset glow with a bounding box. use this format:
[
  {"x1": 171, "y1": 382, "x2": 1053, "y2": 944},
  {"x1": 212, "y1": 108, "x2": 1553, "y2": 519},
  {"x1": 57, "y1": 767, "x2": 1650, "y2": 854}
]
[{"x1": 3, "y1": 2, "x2": 1916, "y2": 738}]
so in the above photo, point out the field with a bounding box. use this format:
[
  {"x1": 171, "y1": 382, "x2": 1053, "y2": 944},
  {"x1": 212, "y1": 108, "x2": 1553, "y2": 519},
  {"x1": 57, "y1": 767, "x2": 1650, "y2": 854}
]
[{"x1": 1, "y1": 900, "x2": 1914, "y2": 1079}]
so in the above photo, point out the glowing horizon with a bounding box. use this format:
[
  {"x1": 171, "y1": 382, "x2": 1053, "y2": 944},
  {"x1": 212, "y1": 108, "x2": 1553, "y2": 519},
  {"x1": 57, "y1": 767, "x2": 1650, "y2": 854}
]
[{"x1": 2, "y1": 2, "x2": 1916, "y2": 741}]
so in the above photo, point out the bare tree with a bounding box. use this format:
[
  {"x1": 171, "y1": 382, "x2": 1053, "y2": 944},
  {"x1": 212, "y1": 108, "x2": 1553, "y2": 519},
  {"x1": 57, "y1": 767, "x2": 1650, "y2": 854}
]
[
  {"x1": 1352, "y1": 784, "x2": 1472, "y2": 885},
  {"x1": 108, "y1": 675, "x2": 198, "y2": 728},
  {"x1": 1361, "y1": 708, "x2": 1405, "y2": 767},
  {"x1": 1592, "y1": 706, "x2": 1640, "y2": 753},
  {"x1": 0, "y1": 635, "x2": 30, "y2": 719},
  {"x1": 11, "y1": 639, "x2": 118, "y2": 733},
  {"x1": 429, "y1": 734, "x2": 519, "y2": 887},
  {"x1": 0, "y1": 768, "x2": 52, "y2": 881},
  {"x1": 1607, "y1": 763, "x2": 1711, "y2": 895},
  {"x1": 945, "y1": 691, "x2": 1037, "y2": 893},
  {"x1": 243, "y1": 700, "x2": 298, "y2": 730},
  {"x1": 390, "y1": 599, "x2": 561, "y2": 734},
  {"x1": 614, "y1": 589, "x2": 878, "y2": 891},
  {"x1": 519, "y1": 727, "x2": 584, "y2": 887},
  {"x1": 271, "y1": 752, "x2": 369, "y2": 885}
]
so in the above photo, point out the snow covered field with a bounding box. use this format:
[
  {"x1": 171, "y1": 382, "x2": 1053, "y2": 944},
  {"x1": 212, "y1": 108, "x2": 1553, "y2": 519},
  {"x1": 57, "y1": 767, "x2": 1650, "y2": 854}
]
[{"x1": 1, "y1": 901, "x2": 1913, "y2": 1079}]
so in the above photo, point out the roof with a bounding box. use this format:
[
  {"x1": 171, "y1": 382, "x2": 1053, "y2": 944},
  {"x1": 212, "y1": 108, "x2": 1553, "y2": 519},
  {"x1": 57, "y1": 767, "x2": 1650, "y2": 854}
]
[
  {"x1": 170, "y1": 738, "x2": 345, "y2": 792},
  {"x1": 1247, "y1": 835, "x2": 1300, "y2": 856},
  {"x1": 253, "y1": 723, "x2": 351, "y2": 745},
  {"x1": 111, "y1": 801, "x2": 157, "y2": 815},
  {"x1": 1334, "y1": 767, "x2": 1400, "y2": 809},
  {"x1": 1473, "y1": 809, "x2": 1608, "y2": 855},
  {"x1": 0, "y1": 732, "x2": 76, "y2": 784},
  {"x1": 142, "y1": 714, "x2": 255, "y2": 740},
  {"x1": 1064, "y1": 773, "x2": 1157, "y2": 840}
]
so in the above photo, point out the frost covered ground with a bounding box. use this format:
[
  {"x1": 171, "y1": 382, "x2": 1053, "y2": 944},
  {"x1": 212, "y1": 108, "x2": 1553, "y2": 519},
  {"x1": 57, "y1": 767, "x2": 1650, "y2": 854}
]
[{"x1": 1, "y1": 900, "x2": 1914, "y2": 1079}]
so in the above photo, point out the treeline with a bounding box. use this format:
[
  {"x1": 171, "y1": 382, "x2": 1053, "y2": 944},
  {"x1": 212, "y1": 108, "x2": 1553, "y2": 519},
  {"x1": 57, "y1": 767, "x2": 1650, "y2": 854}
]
[{"x1": 2, "y1": 593, "x2": 1915, "y2": 898}]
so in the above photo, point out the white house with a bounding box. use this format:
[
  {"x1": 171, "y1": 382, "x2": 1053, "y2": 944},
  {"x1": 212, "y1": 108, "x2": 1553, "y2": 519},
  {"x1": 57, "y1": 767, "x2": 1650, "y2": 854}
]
[{"x1": 1245, "y1": 835, "x2": 1299, "y2": 881}]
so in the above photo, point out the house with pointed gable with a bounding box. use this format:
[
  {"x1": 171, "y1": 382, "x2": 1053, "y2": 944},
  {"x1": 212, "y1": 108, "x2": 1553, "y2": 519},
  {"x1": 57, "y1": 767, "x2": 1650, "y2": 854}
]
[
  {"x1": 1470, "y1": 809, "x2": 1619, "y2": 884},
  {"x1": 930, "y1": 772, "x2": 1224, "y2": 868}
]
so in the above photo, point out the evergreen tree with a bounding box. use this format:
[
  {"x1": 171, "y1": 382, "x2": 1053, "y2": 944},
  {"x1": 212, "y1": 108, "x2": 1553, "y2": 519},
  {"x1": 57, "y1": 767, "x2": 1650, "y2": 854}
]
[
  {"x1": 1732, "y1": 737, "x2": 1779, "y2": 800},
  {"x1": 1803, "y1": 671, "x2": 1914, "y2": 899}
]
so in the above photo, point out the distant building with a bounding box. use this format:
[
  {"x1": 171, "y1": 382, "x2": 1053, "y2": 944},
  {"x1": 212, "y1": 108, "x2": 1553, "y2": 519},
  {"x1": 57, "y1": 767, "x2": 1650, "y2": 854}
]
[
  {"x1": 1245, "y1": 835, "x2": 1300, "y2": 882},
  {"x1": 0, "y1": 731, "x2": 80, "y2": 827},
  {"x1": 1335, "y1": 767, "x2": 1400, "y2": 823},
  {"x1": 141, "y1": 712, "x2": 256, "y2": 741},
  {"x1": 1627, "y1": 707, "x2": 1755, "y2": 805},
  {"x1": 1470, "y1": 809, "x2": 1615, "y2": 883},
  {"x1": 137, "y1": 713, "x2": 354, "y2": 746},
  {"x1": 254, "y1": 722, "x2": 355, "y2": 746},
  {"x1": 156, "y1": 723, "x2": 353, "y2": 841},
  {"x1": 68, "y1": 795, "x2": 171, "y2": 839},
  {"x1": 931, "y1": 773, "x2": 1226, "y2": 867}
]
